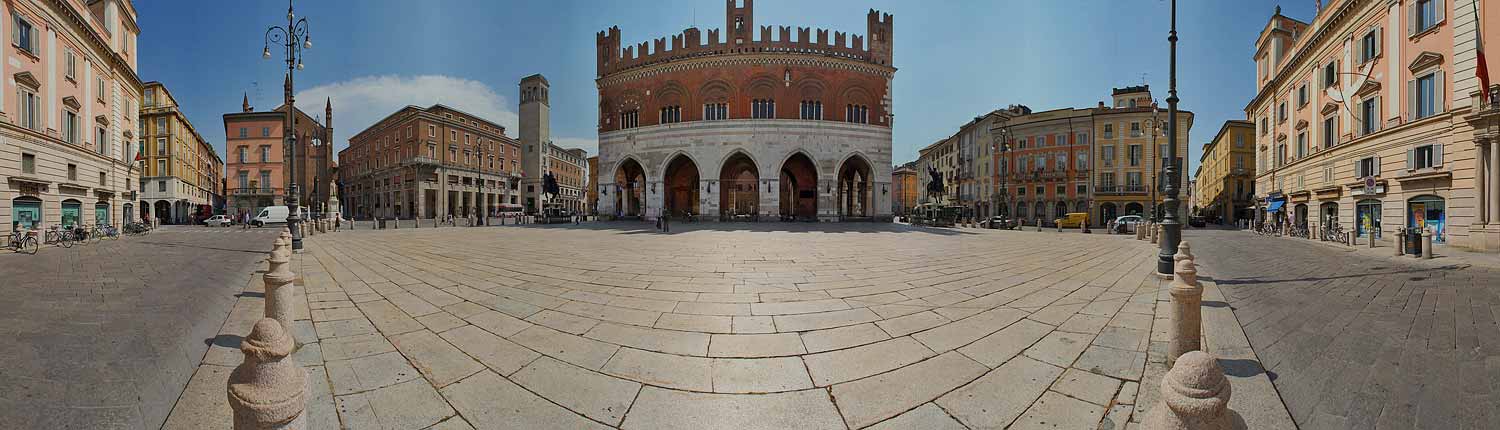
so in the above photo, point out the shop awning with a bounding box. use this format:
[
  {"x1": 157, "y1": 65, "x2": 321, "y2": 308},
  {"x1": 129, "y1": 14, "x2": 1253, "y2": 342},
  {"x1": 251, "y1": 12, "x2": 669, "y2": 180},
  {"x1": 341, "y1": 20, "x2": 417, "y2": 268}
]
[{"x1": 1265, "y1": 200, "x2": 1285, "y2": 212}]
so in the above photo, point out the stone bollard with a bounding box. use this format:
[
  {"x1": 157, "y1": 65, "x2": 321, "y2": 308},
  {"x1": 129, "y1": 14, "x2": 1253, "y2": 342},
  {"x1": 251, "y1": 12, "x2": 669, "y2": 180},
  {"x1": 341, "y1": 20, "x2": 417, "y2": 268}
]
[
  {"x1": 1151, "y1": 224, "x2": 1161, "y2": 244},
  {"x1": 227, "y1": 318, "x2": 307, "y2": 430},
  {"x1": 1137, "y1": 223, "x2": 1147, "y2": 241},
  {"x1": 1368, "y1": 229, "x2": 1376, "y2": 248},
  {"x1": 263, "y1": 231, "x2": 296, "y2": 334},
  {"x1": 394, "y1": 217, "x2": 400, "y2": 229},
  {"x1": 1423, "y1": 229, "x2": 1434, "y2": 259},
  {"x1": 1167, "y1": 241, "x2": 1201, "y2": 368},
  {"x1": 1394, "y1": 230, "x2": 1404, "y2": 256},
  {"x1": 1145, "y1": 350, "x2": 1234, "y2": 430}
]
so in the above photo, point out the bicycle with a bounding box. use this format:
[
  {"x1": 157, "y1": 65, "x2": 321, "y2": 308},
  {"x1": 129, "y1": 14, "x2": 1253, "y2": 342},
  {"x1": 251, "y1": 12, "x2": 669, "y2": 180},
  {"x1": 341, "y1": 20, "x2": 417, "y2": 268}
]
[
  {"x1": 4, "y1": 229, "x2": 39, "y2": 254},
  {"x1": 99, "y1": 224, "x2": 120, "y2": 240},
  {"x1": 43, "y1": 225, "x2": 73, "y2": 248}
]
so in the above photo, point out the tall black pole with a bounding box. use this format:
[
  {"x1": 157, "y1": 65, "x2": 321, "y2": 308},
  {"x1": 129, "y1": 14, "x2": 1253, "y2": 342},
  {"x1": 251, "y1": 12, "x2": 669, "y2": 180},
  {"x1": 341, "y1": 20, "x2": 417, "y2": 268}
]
[
  {"x1": 265, "y1": 0, "x2": 310, "y2": 251},
  {"x1": 1159, "y1": 0, "x2": 1181, "y2": 275}
]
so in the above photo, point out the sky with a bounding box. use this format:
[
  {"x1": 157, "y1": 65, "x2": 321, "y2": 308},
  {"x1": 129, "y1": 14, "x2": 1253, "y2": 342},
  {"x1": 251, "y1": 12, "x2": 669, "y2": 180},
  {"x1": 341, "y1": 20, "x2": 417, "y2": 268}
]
[{"x1": 135, "y1": 0, "x2": 1318, "y2": 177}]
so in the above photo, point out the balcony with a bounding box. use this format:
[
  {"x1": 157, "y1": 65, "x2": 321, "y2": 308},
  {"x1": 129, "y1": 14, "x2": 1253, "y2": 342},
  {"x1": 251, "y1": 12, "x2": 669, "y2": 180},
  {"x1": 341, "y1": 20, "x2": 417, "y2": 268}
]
[
  {"x1": 228, "y1": 187, "x2": 283, "y2": 196},
  {"x1": 404, "y1": 156, "x2": 441, "y2": 167},
  {"x1": 1094, "y1": 185, "x2": 1147, "y2": 195}
]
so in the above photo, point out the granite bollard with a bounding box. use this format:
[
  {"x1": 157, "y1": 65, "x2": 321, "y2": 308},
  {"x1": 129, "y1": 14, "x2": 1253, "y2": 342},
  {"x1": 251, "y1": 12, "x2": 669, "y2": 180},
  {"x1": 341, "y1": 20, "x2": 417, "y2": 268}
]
[
  {"x1": 263, "y1": 231, "x2": 296, "y2": 334},
  {"x1": 227, "y1": 318, "x2": 307, "y2": 430},
  {"x1": 1167, "y1": 241, "x2": 1201, "y2": 367},
  {"x1": 1422, "y1": 229, "x2": 1434, "y2": 259},
  {"x1": 1145, "y1": 350, "x2": 1234, "y2": 430}
]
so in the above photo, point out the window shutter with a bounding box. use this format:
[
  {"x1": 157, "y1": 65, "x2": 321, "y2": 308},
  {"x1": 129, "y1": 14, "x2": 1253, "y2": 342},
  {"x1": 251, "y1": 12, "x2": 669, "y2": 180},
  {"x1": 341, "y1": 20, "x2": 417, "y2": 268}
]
[
  {"x1": 10, "y1": 15, "x2": 17, "y2": 47},
  {"x1": 1434, "y1": 71, "x2": 1445, "y2": 112},
  {"x1": 1434, "y1": 143, "x2": 1444, "y2": 166},
  {"x1": 1406, "y1": 148, "x2": 1415, "y2": 171},
  {"x1": 1435, "y1": 0, "x2": 1446, "y2": 25},
  {"x1": 1375, "y1": 156, "x2": 1381, "y2": 176},
  {"x1": 29, "y1": 25, "x2": 37, "y2": 53},
  {"x1": 1408, "y1": 3, "x2": 1417, "y2": 36},
  {"x1": 1408, "y1": 79, "x2": 1417, "y2": 120},
  {"x1": 1355, "y1": 159, "x2": 1364, "y2": 178},
  {"x1": 1374, "y1": 96, "x2": 1383, "y2": 129},
  {"x1": 1374, "y1": 27, "x2": 1383, "y2": 58}
]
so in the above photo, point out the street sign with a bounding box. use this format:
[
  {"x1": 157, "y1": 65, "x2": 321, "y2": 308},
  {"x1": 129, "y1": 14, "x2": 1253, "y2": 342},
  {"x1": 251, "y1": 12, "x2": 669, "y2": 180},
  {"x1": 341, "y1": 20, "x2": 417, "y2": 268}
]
[{"x1": 1363, "y1": 176, "x2": 1376, "y2": 195}]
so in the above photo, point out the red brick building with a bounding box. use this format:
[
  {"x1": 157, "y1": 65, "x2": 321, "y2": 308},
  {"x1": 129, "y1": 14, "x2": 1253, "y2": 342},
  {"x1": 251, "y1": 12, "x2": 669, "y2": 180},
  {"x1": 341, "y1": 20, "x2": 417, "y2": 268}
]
[
  {"x1": 594, "y1": 0, "x2": 896, "y2": 221},
  {"x1": 337, "y1": 104, "x2": 521, "y2": 219}
]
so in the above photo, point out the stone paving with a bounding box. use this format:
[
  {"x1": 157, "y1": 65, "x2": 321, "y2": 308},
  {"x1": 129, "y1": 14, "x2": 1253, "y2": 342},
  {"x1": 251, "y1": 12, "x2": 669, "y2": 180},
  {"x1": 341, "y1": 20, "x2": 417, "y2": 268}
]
[
  {"x1": 0, "y1": 225, "x2": 277, "y2": 429},
  {"x1": 1191, "y1": 228, "x2": 1500, "y2": 430},
  {"x1": 165, "y1": 222, "x2": 1210, "y2": 429}
]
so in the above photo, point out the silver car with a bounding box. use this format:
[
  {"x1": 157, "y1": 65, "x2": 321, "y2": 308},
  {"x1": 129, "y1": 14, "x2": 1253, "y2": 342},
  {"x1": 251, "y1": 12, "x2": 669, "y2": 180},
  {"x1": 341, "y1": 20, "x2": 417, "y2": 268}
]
[{"x1": 203, "y1": 214, "x2": 233, "y2": 227}]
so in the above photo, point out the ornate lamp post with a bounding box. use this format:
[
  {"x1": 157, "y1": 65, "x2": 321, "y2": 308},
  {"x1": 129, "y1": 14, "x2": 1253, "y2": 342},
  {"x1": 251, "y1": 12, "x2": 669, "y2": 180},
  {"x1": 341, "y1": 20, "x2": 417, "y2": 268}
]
[
  {"x1": 1159, "y1": 0, "x2": 1183, "y2": 275},
  {"x1": 263, "y1": 0, "x2": 312, "y2": 251}
]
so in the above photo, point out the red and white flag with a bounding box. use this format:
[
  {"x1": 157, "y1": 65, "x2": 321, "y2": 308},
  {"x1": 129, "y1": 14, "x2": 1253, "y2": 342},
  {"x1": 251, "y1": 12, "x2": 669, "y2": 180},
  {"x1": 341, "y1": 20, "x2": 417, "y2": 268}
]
[{"x1": 1479, "y1": 1, "x2": 1493, "y2": 101}]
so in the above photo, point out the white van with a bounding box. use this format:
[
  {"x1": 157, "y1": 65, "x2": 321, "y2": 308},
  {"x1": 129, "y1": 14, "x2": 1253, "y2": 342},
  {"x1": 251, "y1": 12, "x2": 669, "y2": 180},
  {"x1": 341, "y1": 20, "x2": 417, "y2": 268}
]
[{"x1": 251, "y1": 206, "x2": 290, "y2": 227}]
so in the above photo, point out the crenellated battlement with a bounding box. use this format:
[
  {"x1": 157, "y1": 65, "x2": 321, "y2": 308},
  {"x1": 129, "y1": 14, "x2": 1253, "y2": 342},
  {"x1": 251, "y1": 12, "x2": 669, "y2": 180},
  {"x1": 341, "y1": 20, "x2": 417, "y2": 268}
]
[{"x1": 596, "y1": 4, "x2": 893, "y2": 77}]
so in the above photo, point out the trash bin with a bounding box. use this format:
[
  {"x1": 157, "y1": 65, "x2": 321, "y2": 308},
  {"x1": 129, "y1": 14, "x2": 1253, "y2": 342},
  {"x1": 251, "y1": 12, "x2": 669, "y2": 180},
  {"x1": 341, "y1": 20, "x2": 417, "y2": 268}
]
[
  {"x1": 1406, "y1": 228, "x2": 1423, "y2": 256},
  {"x1": 378, "y1": 218, "x2": 387, "y2": 229}
]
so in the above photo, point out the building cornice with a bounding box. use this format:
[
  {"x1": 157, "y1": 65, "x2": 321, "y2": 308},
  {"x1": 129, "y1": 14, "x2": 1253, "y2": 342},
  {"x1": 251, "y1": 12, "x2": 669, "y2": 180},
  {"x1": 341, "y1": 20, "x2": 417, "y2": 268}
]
[
  {"x1": 1245, "y1": 0, "x2": 1363, "y2": 112},
  {"x1": 596, "y1": 52, "x2": 895, "y2": 88},
  {"x1": 49, "y1": 0, "x2": 142, "y2": 91}
]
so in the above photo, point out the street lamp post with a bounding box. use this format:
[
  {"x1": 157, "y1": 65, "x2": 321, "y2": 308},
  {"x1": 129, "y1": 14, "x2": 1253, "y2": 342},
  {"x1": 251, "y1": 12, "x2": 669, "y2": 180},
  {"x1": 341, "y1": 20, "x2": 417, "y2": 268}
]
[
  {"x1": 263, "y1": 0, "x2": 312, "y2": 251},
  {"x1": 1149, "y1": 104, "x2": 1160, "y2": 222},
  {"x1": 1159, "y1": 0, "x2": 1183, "y2": 275}
]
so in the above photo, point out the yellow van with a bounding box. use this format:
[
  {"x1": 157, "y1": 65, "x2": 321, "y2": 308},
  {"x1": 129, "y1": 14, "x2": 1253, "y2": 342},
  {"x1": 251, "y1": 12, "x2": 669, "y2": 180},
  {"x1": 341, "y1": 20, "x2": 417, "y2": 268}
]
[{"x1": 1054, "y1": 212, "x2": 1089, "y2": 228}]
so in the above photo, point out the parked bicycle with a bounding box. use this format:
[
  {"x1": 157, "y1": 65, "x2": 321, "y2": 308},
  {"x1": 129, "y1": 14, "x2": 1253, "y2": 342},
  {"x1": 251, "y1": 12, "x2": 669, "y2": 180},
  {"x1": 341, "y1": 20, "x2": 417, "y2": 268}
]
[
  {"x1": 43, "y1": 225, "x2": 74, "y2": 248},
  {"x1": 99, "y1": 224, "x2": 120, "y2": 240},
  {"x1": 1321, "y1": 224, "x2": 1348, "y2": 244},
  {"x1": 124, "y1": 221, "x2": 151, "y2": 236},
  {"x1": 4, "y1": 229, "x2": 39, "y2": 254}
]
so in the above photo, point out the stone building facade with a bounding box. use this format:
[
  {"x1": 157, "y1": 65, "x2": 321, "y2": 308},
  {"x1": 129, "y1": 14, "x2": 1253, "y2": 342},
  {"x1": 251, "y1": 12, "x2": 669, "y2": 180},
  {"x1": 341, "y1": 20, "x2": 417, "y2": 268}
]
[
  {"x1": 138, "y1": 81, "x2": 221, "y2": 224},
  {"x1": 1195, "y1": 120, "x2": 1256, "y2": 224},
  {"x1": 337, "y1": 104, "x2": 521, "y2": 220},
  {"x1": 586, "y1": 155, "x2": 598, "y2": 215},
  {"x1": 594, "y1": 1, "x2": 895, "y2": 221},
  {"x1": 891, "y1": 161, "x2": 916, "y2": 215},
  {"x1": 223, "y1": 92, "x2": 332, "y2": 218},
  {"x1": 1, "y1": 0, "x2": 142, "y2": 232},
  {"x1": 1089, "y1": 87, "x2": 1193, "y2": 225},
  {"x1": 916, "y1": 138, "x2": 955, "y2": 208},
  {"x1": 1248, "y1": 1, "x2": 1500, "y2": 250}
]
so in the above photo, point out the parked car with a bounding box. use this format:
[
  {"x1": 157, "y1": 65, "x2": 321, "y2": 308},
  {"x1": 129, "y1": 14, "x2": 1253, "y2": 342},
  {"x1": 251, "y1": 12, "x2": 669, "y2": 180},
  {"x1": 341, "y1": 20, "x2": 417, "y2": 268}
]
[
  {"x1": 203, "y1": 214, "x2": 233, "y2": 227},
  {"x1": 1188, "y1": 216, "x2": 1207, "y2": 228},
  {"x1": 1111, "y1": 215, "x2": 1144, "y2": 233},
  {"x1": 983, "y1": 216, "x2": 1016, "y2": 230},
  {"x1": 1054, "y1": 212, "x2": 1089, "y2": 229}
]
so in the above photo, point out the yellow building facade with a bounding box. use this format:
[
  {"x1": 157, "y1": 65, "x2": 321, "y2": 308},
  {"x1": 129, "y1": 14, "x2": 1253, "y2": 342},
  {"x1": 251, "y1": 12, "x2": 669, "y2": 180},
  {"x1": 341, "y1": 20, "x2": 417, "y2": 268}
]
[
  {"x1": 139, "y1": 82, "x2": 221, "y2": 224},
  {"x1": 1195, "y1": 120, "x2": 1256, "y2": 224}
]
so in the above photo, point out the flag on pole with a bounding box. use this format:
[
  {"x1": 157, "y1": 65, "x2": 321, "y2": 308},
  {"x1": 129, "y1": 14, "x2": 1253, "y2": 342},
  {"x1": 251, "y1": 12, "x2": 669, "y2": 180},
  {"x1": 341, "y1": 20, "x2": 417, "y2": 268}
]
[{"x1": 1478, "y1": 0, "x2": 1492, "y2": 101}]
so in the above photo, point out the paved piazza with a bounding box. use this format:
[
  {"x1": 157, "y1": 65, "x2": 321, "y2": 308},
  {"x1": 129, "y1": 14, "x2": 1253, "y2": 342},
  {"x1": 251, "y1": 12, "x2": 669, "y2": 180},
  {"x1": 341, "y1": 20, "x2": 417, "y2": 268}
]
[
  {"x1": 1191, "y1": 229, "x2": 1500, "y2": 430},
  {"x1": 0, "y1": 226, "x2": 278, "y2": 429},
  {"x1": 162, "y1": 222, "x2": 1203, "y2": 429}
]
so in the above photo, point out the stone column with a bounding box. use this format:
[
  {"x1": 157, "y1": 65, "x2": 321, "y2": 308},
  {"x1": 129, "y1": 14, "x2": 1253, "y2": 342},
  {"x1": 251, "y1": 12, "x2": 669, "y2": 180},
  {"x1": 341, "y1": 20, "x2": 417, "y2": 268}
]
[
  {"x1": 1145, "y1": 350, "x2": 1234, "y2": 430},
  {"x1": 1491, "y1": 139, "x2": 1500, "y2": 224},
  {"x1": 263, "y1": 231, "x2": 296, "y2": 335},
  {"x1": 1479, "y1": 142, "x2": 1489, "y2": 225},
  {"x1": 227, "y1": 318, "x2": 307, "y2": 430},
  {"x1": 1167, "y1": 241, "x2": 1202, "y2": 368}
]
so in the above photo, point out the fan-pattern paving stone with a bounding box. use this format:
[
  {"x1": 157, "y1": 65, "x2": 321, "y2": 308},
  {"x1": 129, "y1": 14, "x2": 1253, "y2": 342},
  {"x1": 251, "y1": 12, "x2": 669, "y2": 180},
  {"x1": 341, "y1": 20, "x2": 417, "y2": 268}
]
[{"x1": 246, "y1": 223, "x2": 1198, "y2": 428}]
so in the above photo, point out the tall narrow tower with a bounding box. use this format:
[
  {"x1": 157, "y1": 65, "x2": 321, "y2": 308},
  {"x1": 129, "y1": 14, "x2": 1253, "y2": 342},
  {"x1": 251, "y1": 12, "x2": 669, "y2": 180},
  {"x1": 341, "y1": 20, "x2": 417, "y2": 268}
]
[{"x1": 520, "y1": 74, "x2": 551, "y2": 213}]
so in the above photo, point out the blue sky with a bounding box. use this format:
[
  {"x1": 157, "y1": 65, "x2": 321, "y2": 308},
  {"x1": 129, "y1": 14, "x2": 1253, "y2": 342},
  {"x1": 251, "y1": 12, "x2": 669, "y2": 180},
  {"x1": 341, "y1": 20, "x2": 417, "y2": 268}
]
[{"x1": 136, "y1": 0, "x2": 1316, "y2": 175}]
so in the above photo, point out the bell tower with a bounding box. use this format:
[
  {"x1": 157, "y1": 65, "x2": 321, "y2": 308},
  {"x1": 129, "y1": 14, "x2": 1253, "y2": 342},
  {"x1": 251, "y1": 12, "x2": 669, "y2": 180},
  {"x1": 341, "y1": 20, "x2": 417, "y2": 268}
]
[
  {"x1": 520, "y1": 74, "x2": 551, "y2": 214},
  {"x1": 726, "y1": 0, "x2": 753, "y2": 46}
]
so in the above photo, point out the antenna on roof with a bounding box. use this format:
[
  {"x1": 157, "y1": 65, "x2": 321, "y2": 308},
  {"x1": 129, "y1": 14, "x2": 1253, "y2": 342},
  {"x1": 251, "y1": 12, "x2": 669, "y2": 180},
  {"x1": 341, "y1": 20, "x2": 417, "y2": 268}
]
[{"x1": 1140, "y1": 73, "x2": 1148, "y2": 86}]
